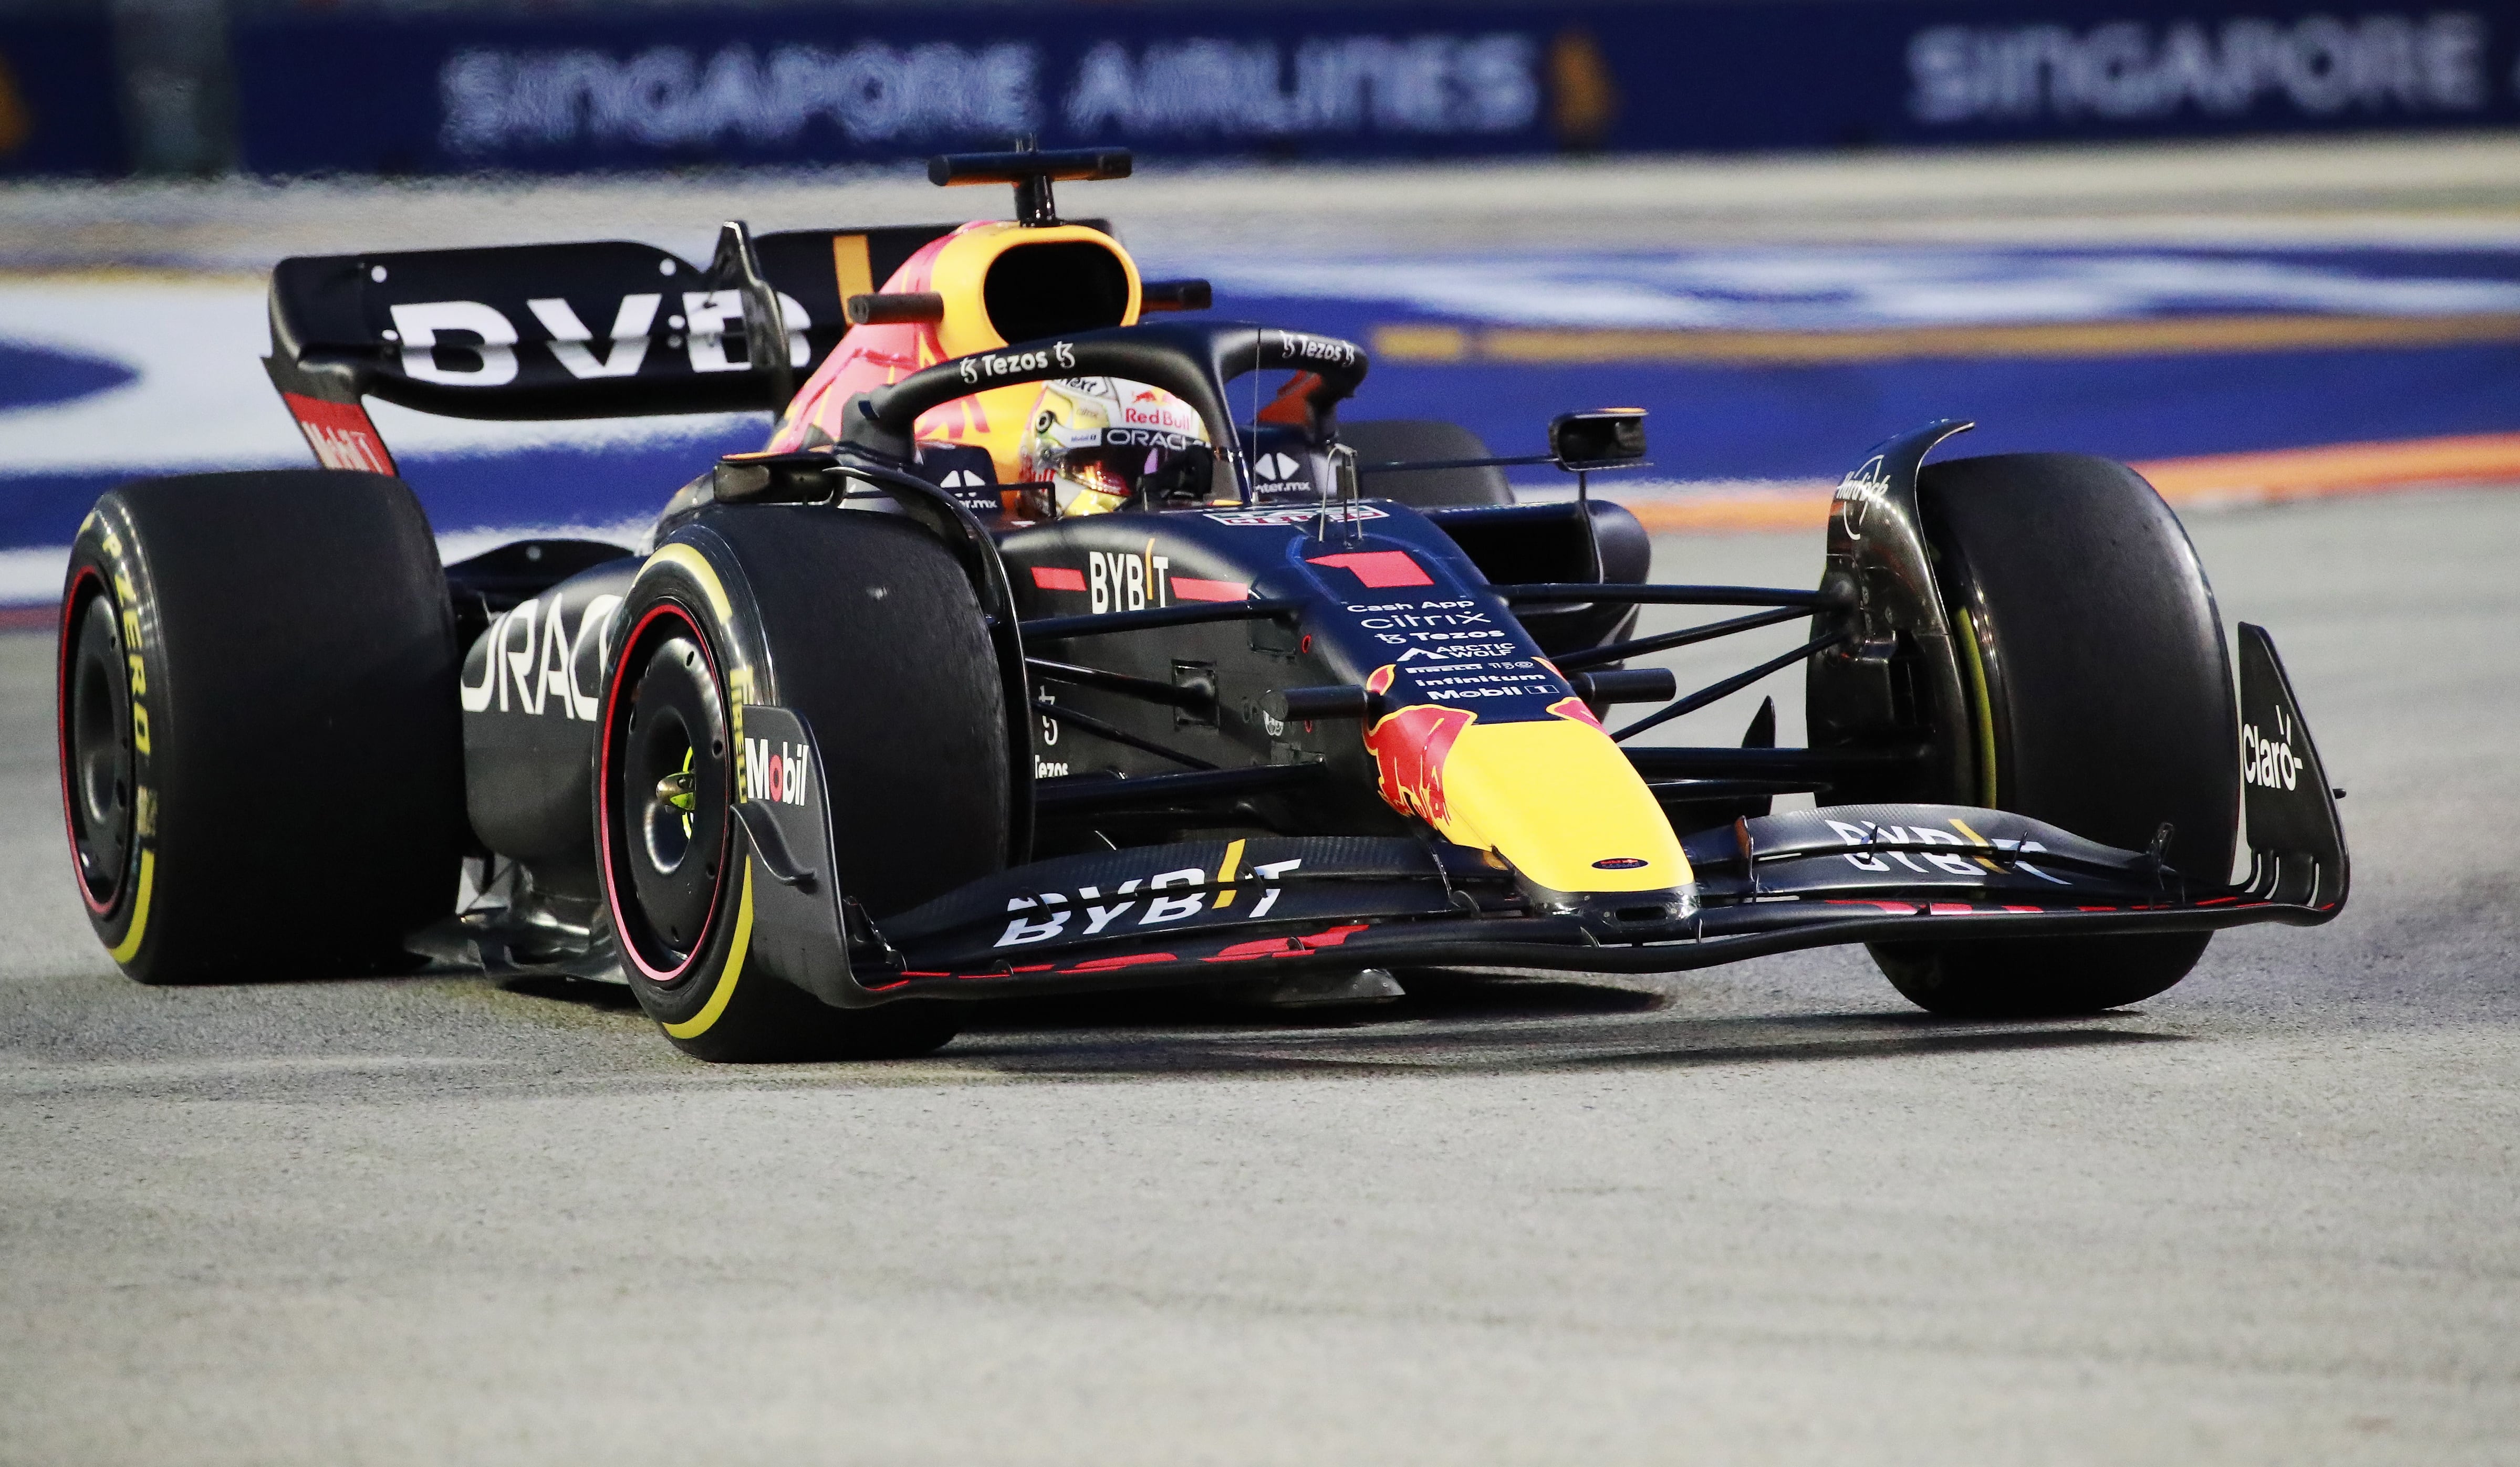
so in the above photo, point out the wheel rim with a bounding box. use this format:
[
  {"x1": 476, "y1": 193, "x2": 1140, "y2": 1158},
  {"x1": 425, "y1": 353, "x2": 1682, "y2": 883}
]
[
  {"x1": 608, "y1": 616, "x2": 731, "y2": 981},
  {"x1": 64, "y1": 591, "x2": 134, "y2": 911}
]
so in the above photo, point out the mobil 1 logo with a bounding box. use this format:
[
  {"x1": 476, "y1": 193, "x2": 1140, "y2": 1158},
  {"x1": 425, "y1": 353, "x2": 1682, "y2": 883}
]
[
  {"x1": 742, "y1": 736, "x2": 811, "y2": 806},
  {"x1": 735, "y1": 696, "x2": 818, "y2": 810}
]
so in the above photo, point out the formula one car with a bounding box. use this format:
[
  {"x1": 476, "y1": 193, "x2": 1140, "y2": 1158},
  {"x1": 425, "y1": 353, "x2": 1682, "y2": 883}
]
[{"x1": 57, "y1": 148, "x2": 2347, "y2": 1060}]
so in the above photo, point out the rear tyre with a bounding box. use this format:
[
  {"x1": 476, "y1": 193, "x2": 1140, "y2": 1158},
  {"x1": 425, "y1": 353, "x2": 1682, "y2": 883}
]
[
  {"x1": 601, "y1": 508, "x2": 1007, "y2": 1061},
  {"x1": 59, "y1": 471, "x2": 464, "y2": 983},
  {"x1": 1870, "y1": 454, "x2": 2239, "y2": 1017},
  {"x1": 1339, "y1": 420, "x2": 1513, "y2": 508}
]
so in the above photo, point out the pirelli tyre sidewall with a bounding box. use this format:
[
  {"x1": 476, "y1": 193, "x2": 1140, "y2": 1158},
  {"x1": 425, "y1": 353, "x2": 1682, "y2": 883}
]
[
  {"x1": 59, "y1": 518, "x2": 159, "y2": 966},
  {"x1": 599, "y1": 513, "x2": 1004, "y2": 1061},
  {"x1": 599, "y1": 535, "x2": 772, "y2": 1053},
  {"x1": 58, "y1": 473, "x2": 465, "y2": 983}
]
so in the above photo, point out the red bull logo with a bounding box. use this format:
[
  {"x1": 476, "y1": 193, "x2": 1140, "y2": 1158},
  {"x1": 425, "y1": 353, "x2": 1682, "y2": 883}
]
[
  {"x1": 1363, "y1": 669, "x2": 1476, "y2": 825},
  {"x1": 1547, "y1": 695, "x2": 1602, "y2": 730}
]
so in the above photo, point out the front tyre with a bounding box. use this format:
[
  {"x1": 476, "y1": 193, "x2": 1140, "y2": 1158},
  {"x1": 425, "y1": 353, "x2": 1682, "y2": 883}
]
[
  {"x1": 598, "y1": 596, "x2": 857, "y2": 1061},
  {"x1": 1873, "y1": 454, "x2": 2240, "y2": 1018},
  {"x1": 599, "y1": 511, "x2": 1005, "y2": 1061}
]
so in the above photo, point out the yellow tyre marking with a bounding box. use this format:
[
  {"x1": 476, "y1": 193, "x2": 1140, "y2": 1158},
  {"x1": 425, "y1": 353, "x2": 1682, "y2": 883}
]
[
  {"x1": 664, "y1": 866, "x2": 756, "y2": 1040},
  {"x1": 1953, "y1": 606, "x2": 1998, "y2": 809},
  {"x1": 107, "y1": 850, "x2": 154, "y2": 964},
  {"x1": 1214, "y1": 837, "x2": 1246, "y2": 908},
  {"x1": 641, "y1": 539, "x2": 752, "y2": 761},
  {"x1": 644, "y1": 542, "x2": 735, "y2": 622}
]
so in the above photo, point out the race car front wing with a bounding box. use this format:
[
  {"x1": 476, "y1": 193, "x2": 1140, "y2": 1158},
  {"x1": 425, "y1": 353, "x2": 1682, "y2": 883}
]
[{"x1": 731, "y1": 623, "x2": 2344, "y2": 1008}]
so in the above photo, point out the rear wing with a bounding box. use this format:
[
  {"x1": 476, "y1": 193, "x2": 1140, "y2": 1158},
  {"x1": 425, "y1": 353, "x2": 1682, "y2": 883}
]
[{"x1": 261, "y1": 220, "x2": 970, "y2": 474}]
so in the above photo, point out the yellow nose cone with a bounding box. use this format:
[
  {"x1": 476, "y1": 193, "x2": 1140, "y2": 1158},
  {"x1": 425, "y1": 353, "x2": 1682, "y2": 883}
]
[{"x1": 1364, "y1": 703, "x2": 1690, "y2": 895}]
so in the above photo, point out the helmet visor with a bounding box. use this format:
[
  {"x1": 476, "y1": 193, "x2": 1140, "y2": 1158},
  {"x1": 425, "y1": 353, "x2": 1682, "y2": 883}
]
[{"x1": 1057, "y1": 428, "x2": 1215, "y2": 505}]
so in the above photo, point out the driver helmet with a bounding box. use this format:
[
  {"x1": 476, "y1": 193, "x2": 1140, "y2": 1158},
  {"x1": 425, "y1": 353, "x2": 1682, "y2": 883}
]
[{"x1": 1017, "y1": 378, "x2": 1215, "y2": 519}]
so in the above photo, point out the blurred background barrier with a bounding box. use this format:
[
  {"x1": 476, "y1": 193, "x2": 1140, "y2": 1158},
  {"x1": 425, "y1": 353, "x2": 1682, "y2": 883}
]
[
  {"x1": 0, "y1": 12, "x2": 126, "y2": 175},
  {"x1": 0, "y1": 1, "x2": 2514, "y2": 619},
  {"x1": 0, "y1": 0, "x2": 2514, "y2": 177},
  {"x1": 234, "y1": 2, "x2": 2514, "y2": 174}
]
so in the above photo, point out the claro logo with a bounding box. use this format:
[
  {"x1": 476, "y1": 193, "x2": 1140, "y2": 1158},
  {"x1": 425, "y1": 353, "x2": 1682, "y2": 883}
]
[
  {"x1": 385, "y1": 291, "x2": 810, "y2": 386},
  {"x1": 2243, "y1": 704, "x2": 2302, "y2": 790}
]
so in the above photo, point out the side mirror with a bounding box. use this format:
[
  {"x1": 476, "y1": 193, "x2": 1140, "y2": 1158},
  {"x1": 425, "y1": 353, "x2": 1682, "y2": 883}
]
[{"x1": 1550, "y1": 408, "x2": 1647, "y2": 467}]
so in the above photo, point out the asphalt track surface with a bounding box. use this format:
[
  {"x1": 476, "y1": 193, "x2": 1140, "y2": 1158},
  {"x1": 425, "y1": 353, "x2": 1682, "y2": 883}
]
[{"x1": 2, "y1": 484, "x2": 2515, "y2": 1464}]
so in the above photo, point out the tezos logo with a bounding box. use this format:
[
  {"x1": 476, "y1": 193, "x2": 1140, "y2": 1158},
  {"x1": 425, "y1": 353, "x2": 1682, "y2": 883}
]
[
  {"x1": 956, "y1": 340, "x2": 1076, "y2": 386},
  {"x1": 1591, "y1": 856, "x2": 1649, "y2": 870},
  {"x1": 1276, "y1": 330, "x2": 1355, "y2": 365}
]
